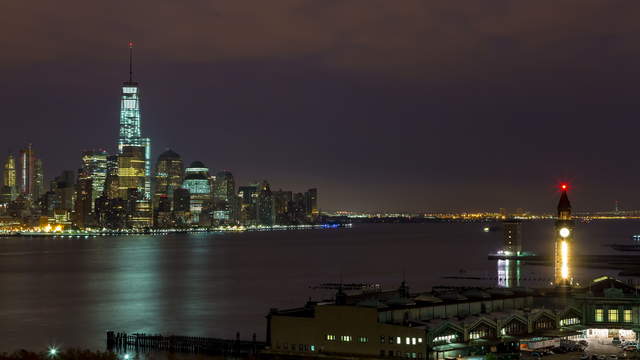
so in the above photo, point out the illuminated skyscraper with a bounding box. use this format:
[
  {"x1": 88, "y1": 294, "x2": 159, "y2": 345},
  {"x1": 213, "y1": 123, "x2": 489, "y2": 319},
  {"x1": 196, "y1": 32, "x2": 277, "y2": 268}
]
[
  {"x1": 117, "y1": 146, "x2": 146, "y2": 200},
  {"x1": 18, "y1": 144, "x2": 37, "y2": 199},
  {"x1": 554, "y1": 184, "x2": 574, "y2": 287},
  {"x1": 182, "y1": 161, "x2": 212, "y2": 224},
  {"x1": 154, "y1": 149, "x2": 184, "y2": 207},
  {"x1": 213, "y1": 171, "x2": 236, "y2": 222},
  {"x1": 117, "y1": 41, "x2": 151, "y2": 200},
  {"x1": 81, "y1": 149, "x2": 108, "y2": 211},
  {"x1": 256, "y1": 180, "x2": 275, "y2": 226},
  {"x1": 2, "y1": 153, "x2": 17, "y2": 201}
]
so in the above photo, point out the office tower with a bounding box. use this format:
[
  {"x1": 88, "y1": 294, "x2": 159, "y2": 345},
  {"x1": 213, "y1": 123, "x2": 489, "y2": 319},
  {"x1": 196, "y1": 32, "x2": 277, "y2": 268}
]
[
  {"x1": 182, "y1": 161, "x2": 212, "y2": 224},
  {"x1": 503, "y1": 219, "x2": 521, "y2": 254},
  {"x1": 52, "y1": 170, "x2": 76, "y2": 213},
  {"x1": 3, "y1": 153, "x2": 17, "y2": 201},
  {"x1": 117, "y1": 146, "x2": 146, "y2": 200},
  {"x1": 103, "y1": 155, "x2": 119, "y2": 199},
  {"x1": 33, "y1": 159, "x2": 44, "y2": 201},
  {"x1": 256, "y1": 180, "x2": 275, "y2": 226},
  {"x1": 154, "y1": 149, "x2": 184, "y2": 207},
  {"x1": 238, "y1": 185, "x2": 258, "y2": 225},
  {"x1": 81, "y1": 150, "x2": 108, "y2": 211},
  {"x1": 554, "y1": 184, "x2": 574, "y2": 287},
  {"x1": 273, "y1": 190, "x2": 292, "y2": 225},
  {"x1": 213, "y1": 171, "x2": 236, "y2": 222},
  {"x1": 292, "y1": 192, "x2": 308, "y2": 224},
  {"x1": 172, "y1": 188, "x2": 191, "y2": 227},
  {"x1": 305, "y1": 188, "x2": 318, "y2": 218},
  {"x1": 117, "y1": 42, "x2": 151, "y2": 200},
  {"x1": 74, "y1": 169, "x2": 93, "y2": 229},
  {"x1": 19, "y1": 144, "x2": 35, "y2": 198}
]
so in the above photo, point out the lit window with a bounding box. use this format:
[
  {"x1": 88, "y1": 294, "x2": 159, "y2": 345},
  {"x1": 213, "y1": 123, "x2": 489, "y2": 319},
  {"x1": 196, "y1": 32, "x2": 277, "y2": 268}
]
[
  {"x1": 311, "y1": 345, "x2": 315, "y2": 352},
  {"x1": 595, "y1": 309, "x2": 603, "y2": 322},
  {"x1": 624, "y1": 310, "x2": 632, "y2": 323},
  {"x1": 418, "y1": 338, "x2": 423, "y2": 343},
  {"x1": 412, "y1": 338, "x2": 416, "y2": 345},
  {"x1": 326, "y1": 334, "x2": 336, "y2": 341},
  {"x1": 396, "y1": 337, "x2": 401, "y2": 345},
  {"x1": 359, "y1": 337, "x2": 368, "y2": 343},
  {"x1": 406, "y1": 337, "x2": 410, "y2": 345},
  {"x1": 609, "y1": 309, "x2": 619, "y2": 322},
  {"x1": 341, "y1": 335, "x2": 352, "y2": 342}
]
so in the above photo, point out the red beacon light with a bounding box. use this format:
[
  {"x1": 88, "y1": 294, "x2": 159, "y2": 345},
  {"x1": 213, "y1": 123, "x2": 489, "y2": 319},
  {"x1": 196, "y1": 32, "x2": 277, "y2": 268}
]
[{"x1": 560, "y1": 184, "x2": 568, "y2": 191}]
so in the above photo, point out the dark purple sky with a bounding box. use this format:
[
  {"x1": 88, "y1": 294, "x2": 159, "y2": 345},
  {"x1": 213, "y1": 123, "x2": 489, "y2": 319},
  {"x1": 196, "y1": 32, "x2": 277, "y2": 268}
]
[{"x1": 2, "y1": 1, "x2": 640, "y2": 212}]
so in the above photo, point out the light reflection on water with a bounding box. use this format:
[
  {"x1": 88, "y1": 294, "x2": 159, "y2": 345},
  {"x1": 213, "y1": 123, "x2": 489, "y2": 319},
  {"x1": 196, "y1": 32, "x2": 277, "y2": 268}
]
[{"x1": 0, "y1": 221, "x2": 639, "y2": 352}]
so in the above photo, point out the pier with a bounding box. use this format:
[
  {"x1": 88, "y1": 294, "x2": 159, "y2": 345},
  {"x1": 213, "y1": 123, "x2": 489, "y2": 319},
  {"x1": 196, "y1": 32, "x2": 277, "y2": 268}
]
[{"x1": 106, "y1": 331, "x2": 265, "y2": 356}]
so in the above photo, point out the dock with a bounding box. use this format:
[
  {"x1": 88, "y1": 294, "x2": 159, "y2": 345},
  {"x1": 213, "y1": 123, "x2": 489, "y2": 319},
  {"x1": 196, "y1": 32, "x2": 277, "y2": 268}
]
[{"x1": 106, "y1": 331, "x2": 265, "y2": 356}]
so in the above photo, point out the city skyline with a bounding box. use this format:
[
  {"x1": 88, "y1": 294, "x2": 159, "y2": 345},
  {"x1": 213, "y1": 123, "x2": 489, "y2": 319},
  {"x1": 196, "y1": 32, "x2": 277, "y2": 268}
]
[{"x1": 3, "y1": 1, "x2": 640, "y2": 212}]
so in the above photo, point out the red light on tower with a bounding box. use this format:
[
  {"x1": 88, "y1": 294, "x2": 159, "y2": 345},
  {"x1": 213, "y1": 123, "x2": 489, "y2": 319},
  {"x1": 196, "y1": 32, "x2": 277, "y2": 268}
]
[
  {"x1": 561, "y1": 184, "x2": 568, "y2": 191},
  {"x1": 128, "y1": 41, "x2": 134, "y2": 48}
]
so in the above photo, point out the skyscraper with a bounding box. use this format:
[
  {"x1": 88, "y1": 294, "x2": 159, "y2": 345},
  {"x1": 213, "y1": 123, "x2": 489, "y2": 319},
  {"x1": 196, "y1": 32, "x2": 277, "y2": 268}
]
[
  {"x1": 19, "y1": 144, "x2": 36, "y2": 198},
  {"x1": 182, "y1": 161, "x2": 212, "y2": 224},
  {"x1": 154, "y1": 149, "x2": 184, "y2": 208},
  {"x1": 81, "y1": 149, "x2": 108, "y2": 211},
  {"x1": 256, "y1": 180, "x2": 275, "y2": 226},
  {"x1": 33, "y1": 159, "x2": 44, "y2": 201},
  {"x1": 117, "y1": 41, "x2": 151, "y2": 200},
  {"x1": 213, "y1": 171, "x2": 236, "y2": 222},
  {"x1": 117, "y1": 145, "x2": 146, "y2": 200},
  {"x1": 554, "y1": 184, "x2": 574, "y2": 287},
  {"x1": 2, "y1": 153, "x2": 17, "y2": 201}
]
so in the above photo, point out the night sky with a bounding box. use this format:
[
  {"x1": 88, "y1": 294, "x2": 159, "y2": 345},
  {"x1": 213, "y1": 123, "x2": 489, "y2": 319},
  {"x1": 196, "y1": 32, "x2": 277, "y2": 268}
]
[{"x1": 2, "y1": 1, "x2": 640, "y2": 212}]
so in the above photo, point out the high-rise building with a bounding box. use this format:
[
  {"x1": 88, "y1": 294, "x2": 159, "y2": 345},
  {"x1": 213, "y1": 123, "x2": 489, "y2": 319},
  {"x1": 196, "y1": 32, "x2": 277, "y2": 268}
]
[
  {"x1": 117, "y1": 146, "x2": 146, "y2": 200},
  {"x1": 117, "y1": 41, "x2": 151, "y2": 200},
  {"x1": 213, "y1": 171, "x2": 236, "y2": 222},
  {"x1": 74, "y1": 168, "x2": 93, "y2": 229},
  {"x1": 81, "y1": 149, "x2": 108, "y2": 211},
  {"x1": 256, "y1": 180, "x2": 275, "y2": 226},
  {"x1": 33, "y1": 159, "x2": 44, "y2": 201},
  {"x1": 305, "y1": 188, "x2": 318, "y2": 219},
  {"x1": 19, "y1": 144, "x2": 36, "y2": 198},
  {"x1": 182, "y1": 161, "x2": 212, "y2": 224},
  {"x1": 273, "y1": 190, "x2": 292, "y2": 225},
  {"x1": 3, "y1": 153, "x2": 16, "y2": 199},
  {"x1": 554, "y1": 184, "x2": 574, "y2": 287},
  {"x1": 238, "y1": 185, "x2": 258, "y2": 225},
  {"x1": 103, "y1": 155, "x2": 119, "y2": 199},
  {"x1": 154, "y1": 149, "x2": 184, "y2": 208}
]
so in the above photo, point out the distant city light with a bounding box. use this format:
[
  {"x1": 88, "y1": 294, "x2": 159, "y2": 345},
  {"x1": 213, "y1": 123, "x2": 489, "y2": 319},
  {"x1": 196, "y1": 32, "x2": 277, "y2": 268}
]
[{"x1": 48, "y1": 346, "x2": 58, "y2": 357}]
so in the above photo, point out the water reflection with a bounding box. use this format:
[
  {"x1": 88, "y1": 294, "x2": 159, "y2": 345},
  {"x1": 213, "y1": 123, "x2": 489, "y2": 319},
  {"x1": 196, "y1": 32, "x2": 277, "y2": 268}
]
[{"x1": 497, "y1": 259, "x2": 521, "y2": 288}]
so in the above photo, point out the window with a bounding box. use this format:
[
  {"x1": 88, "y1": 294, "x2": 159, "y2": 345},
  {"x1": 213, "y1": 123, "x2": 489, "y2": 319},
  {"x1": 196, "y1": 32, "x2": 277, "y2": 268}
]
[
  {"x1": 311, "y1": 345, "x2": 316, "y2": 352},
  {"x1": 326, "y1": 334, "x2": 336, "y2": 341},
  {"x1": 609, "y1": 309, "x2": 619, "y2": 322},
  {"x1": 624, "y1": 309, "x2": 632, "y2": 323},
  {"x1": 389, "y1": 336, "x2": 394, "y2": 344},
  {"x1": 341, "y1": 335, "x2": 352, "y2": 342},
  {"x1": 412, "y1": 337, "x2": 416, "y2": 345},
  {"x1": 380, "y1": 336, "x2": 386, "y2": 344},
  {"x1": 595, "y1": 309, "x2": 604, "y2": 322},
  {"x1": 396, "y1": 337, "x2": 401, "y2": 345},
  {"x1": 358, "y1": 337, "x2": 368, "y2": 343},
  {"x1": 406, "y1": 337, "x2": 411, "y2": 345},
  {"x1": 433, "y1": 334, "x2": 457, "y2": 344},
  {"x1": 418, "y1": 338, "x2": 423, "y2": 343}
]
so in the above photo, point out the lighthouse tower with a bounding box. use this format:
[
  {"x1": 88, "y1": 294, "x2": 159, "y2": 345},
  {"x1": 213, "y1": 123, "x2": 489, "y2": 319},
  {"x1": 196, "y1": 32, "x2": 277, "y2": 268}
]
[{"x1": 554, "y1": 184, "x2": 574, "y2": 286}]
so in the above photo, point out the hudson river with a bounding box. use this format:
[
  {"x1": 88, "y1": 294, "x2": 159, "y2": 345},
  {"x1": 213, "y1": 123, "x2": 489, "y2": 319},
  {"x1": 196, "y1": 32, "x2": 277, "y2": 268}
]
[{"x1": 0, "y1": 221, "x2": 638, "y2": 351}]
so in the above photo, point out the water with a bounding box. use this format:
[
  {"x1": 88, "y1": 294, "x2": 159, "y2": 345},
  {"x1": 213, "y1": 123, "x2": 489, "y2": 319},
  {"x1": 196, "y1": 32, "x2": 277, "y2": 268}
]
[{"x1": 1, "y1": 221, "x2": 639, "y2": 352}]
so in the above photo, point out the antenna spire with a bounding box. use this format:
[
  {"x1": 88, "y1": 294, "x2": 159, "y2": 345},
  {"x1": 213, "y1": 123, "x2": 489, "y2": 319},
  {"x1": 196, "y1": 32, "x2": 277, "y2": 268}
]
[{"x1": 128, "y1": 40, "x2": 134, "y2": 82}]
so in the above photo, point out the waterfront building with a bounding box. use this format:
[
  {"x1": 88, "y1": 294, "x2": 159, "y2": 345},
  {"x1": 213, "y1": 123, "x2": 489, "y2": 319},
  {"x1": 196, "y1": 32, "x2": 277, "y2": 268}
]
[
  {"x1": 33, "y1": 158, "x2": 44, "y2": 201},
  {"x1": 503, "y1": 219, "x2": 521, "y2": 254},
  {"x1": 182, "y1": 161, "x2": 212, "y2": 224},
  {"x1": 172, "y1": 187, "x2": 191, "y2": 227},
  {"x1": 273, "y1": 189, "x2": 293, "y2": 224},
  {"x1": 103, "y1": 155, "x2": 119, "y2": 199},
  {"x1": 238, "y1": 185, "x2": 258, "y2": 225},
  {"x1": 305, "y1": 188, "x2": 319, "y2": 219},
  {"x1": 213, "y1": 171, "x2": 236, "y2": 223},
  {"x1": 81, "y1": 149, "x2": 108, "y2": 211},
  {"x1": 73, "y1": 168, "x2": 93, "y2": 228},
  {"x1": 117, "y1": 42, "x2": 151, "y2": 200},
  {"x1": 2, "y1": 153, "x2": 17, "y2": 201},
  {"x1": 117, "y1": 146, "x2": 146, "y2": 200},
  {"x1": 153, "y1": 149, "x2": 184, "y2": 208},
  {"x1": 555, "y1": 184, "x2": 574, "y2": 286},
  {"x1": 256, "y1": 180, "x2": 275, "y2": 226},
  {"x1": 18, "y1": 144, "x2": 36, "y2": 198}
]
